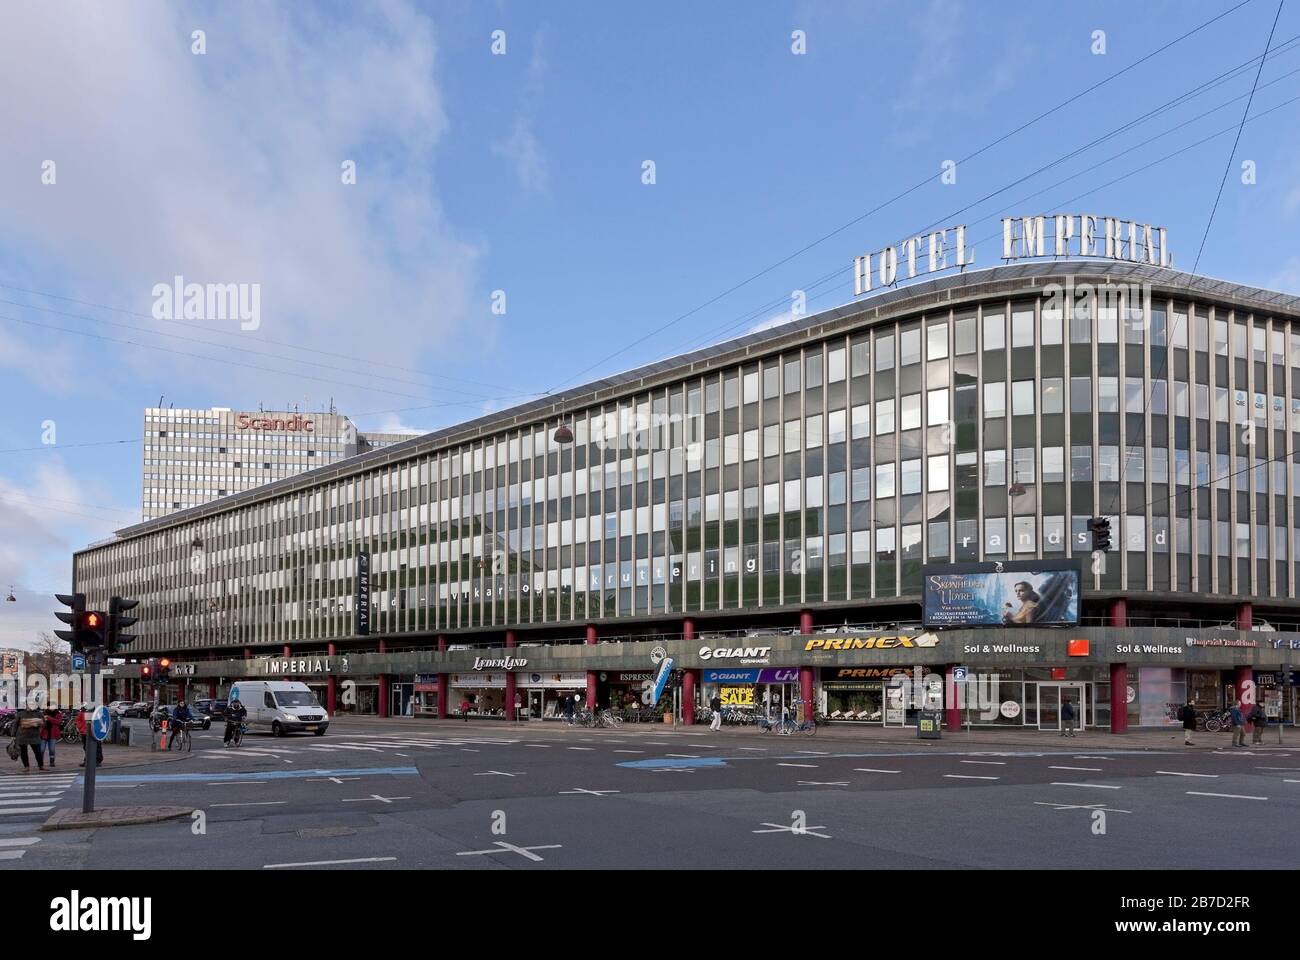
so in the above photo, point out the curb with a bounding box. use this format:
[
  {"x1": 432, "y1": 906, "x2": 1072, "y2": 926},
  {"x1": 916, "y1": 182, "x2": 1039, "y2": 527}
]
[{"x1": 40, "y1": 806, "x2": 195, "y2": 831}]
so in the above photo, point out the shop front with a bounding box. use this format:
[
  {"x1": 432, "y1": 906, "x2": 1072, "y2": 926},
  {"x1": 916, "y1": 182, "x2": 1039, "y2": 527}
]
[
  {"x1": 701, "y1": 667, "x2": 801, "y2": 719},
  {"x1": 450, "y1": 673, "x2": 506, "y2": 717},
  {"x1": 412, "y1": 674, "x2": 440, "y2": 716},
  {"x1": 598, "y1": 671, "x2": 655, "y2": 713},
  {"x1": 519, "y1": 671, "x2": 587, "y2": 719}
]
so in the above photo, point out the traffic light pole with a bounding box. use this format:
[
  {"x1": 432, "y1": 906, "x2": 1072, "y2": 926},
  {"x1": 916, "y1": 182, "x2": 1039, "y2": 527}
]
[{"x1": 82, "y1": 650, "x2": 100, "y2": 814}]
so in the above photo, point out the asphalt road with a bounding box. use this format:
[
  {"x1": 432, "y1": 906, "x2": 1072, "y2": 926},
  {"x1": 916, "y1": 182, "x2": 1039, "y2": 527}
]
[{"x1": 5, "y1": 719, "x2": 1299, "y2": 869}]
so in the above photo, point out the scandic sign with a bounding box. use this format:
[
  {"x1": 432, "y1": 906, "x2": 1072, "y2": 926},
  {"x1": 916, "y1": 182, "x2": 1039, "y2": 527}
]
[
  {"x1": 805, "y1": 635, "x2": 940, "y2": 652},
  {"x1": 235, "y1": 413, "x2": 314, "y2": 432}
]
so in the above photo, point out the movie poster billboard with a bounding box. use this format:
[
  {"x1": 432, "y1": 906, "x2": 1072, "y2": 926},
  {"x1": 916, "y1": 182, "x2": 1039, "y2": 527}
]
[{"x1": 923, "y1": 560, "x2": 1081, "y2": 628}]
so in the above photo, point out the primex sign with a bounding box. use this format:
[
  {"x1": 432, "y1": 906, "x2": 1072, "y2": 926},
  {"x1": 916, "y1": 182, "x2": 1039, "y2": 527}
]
[{"x1": 854, "y1": 213, "x2": 1170, "y2": 294}]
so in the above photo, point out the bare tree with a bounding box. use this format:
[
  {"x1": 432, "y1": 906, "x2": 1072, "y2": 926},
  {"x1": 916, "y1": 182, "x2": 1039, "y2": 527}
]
[{"x1": 27, "y1": 632, "x2": 70, "y2": 678}]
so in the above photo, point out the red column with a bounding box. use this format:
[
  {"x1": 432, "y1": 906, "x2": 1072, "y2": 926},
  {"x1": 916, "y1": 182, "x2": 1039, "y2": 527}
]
[
  {"x1": 799, "y1": 666, "x2": 815, "y2": 723},
  {"x1": 1236, "y1": 603, "x2": 1253, "y2": 631},
  {"x1": 799, "y1": 610, "x2": 814, "y2": 635},
  {"x1": 378, "y1": 638, "x2": 387, "y2": 654},
  {"x1": 327, "y1": 643, "x2": 338, "y2": 716},
  {"x1": 1236, "y1": 666, "x2": 1255, "y2": 733},
  {"x1": 945, "y1": 665, "x2": 961, "y2": 731},
  {"x1": 586, "y1": 671, "x2": 598, "y2": 711},
  {"x1": 437, "y1": 634, "x2": 448, "y2": 719},
  {"x1": 683, "y1": 669, "x2": 697, "y2": 725},
  {"x1": 585, "y1": 624, "x2": 597, "y2": 645},
  {"x1": 1109, "y1": 598, "x2": 1127, "y2": 627},
  {"x1": 683, "y1": 617, "x2": 696, "y2": 641},
  {"x1": 283, "y1": 644, "x2": 290, "y2": 658},
  {"x1": 243, "y1": 647, "x2": 252, "y2": 660},
  {"x1": 379, "y1": 673, "x2": 390, "y2": 718},
  {"x1": 1110, "y1": 663, "x2": 1128, "y2": 734},
  {"x1": 505, "y1": 630, "x2": 517, "y2": 721}
]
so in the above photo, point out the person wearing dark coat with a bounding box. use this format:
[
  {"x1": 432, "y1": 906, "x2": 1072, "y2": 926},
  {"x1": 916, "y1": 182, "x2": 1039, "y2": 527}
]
[
  {"x1": 1179, "y1": 699, "x2": 1197, "y2": 745},
  {"x1": 13, "y1": 708, "x2": 45, "y2": 772}
]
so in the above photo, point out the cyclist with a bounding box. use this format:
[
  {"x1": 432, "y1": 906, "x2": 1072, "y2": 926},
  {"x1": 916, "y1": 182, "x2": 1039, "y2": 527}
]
[
  {"x1": 168, "y1": 699, "x2": 193, "y2": 749},
  {"x1": 223, "y1": 697, "x2": 248, "y2": 746}
]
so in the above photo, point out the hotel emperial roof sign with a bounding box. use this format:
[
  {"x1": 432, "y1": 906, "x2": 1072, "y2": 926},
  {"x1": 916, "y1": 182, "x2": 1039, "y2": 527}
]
[{"x1": 854, "y1": 213, "x2": 1171, "y2": 294}]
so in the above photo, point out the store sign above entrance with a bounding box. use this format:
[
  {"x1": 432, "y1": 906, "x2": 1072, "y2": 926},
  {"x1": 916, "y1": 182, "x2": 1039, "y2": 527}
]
[
  {"x1": 265, "y1": 657, "x2": 349, "y2": 676},
  {"x1": 804, "y1": 634, "x2": 939, "y2": 652},
  {"x1": 473, "y1": 656, "x2": 527, "y2": 671},
  {"x1": 1187, "y1": 637, "x2": 1256, "y2": 649},
  {"x1": 698, "y1": 645, "x2": 771, "y2": 664},
  {"x1": 853, "y1": 214, "x2": 1170, "y2": 295}
]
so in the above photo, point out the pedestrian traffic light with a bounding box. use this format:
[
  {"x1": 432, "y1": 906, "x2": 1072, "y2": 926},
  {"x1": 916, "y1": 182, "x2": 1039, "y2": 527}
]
[
  {"x1": 108, "y1": 596, "x2": 140, "y2": 653},
  {"x1": 1088, "y1": 516, "x2": 1112, "y2": 553},
  {"x1": 54, "y1": 593, "x2": 108, "y2": 653},
  {"x1": 140, "y1": 660, "x2": 153, "y2": 682},
  {"x1": 157, "y1": 657, "x2": 172, "y2": 682}
]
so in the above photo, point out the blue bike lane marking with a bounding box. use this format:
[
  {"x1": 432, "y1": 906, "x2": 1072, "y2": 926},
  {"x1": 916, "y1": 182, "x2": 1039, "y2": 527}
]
[
  {"x1": 617, "y1": 749, "x2": 1170, "y2": 770},
  {"x1": 74, "y1": 766, "x2": 420, "y2": 785}
]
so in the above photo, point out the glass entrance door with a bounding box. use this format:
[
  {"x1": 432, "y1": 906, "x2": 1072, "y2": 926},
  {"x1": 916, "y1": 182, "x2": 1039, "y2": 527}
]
[
  {"x1": 1037, "y1": 685, "x2": 1060, "y2": 731},
  {"x1": 1037, "y1": 683, "x2": 1087, "y2": 731},
  {"x1": 884, "y1": 684, "x2": 908, "y2": 726},
  {"x1": 390, "y1": 682, "x2": 412, "y2": 717},
  {"x1": 528, "y1": 689, "x2": 544, "y2": 720}
]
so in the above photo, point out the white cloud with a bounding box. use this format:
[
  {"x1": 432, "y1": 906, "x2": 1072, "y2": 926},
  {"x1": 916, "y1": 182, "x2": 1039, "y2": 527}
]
[
  {"x1": 371, "y1": 412, "x2": 427, "y2": 436},
  {"x1": 1268, "y1": 258, "x2": 1300, "y2": 295},
  {"x1": 0, "y1": 0, "x2": 481, "y2": 411},
  {"x1": 493, "y1": 116, "x2": 549, "y2": 194},
  {"x1": 493, "y1": 30, "x2": 549, "y2": 194},
  {"x1": 0, "y1": 460, "x2": 132, "y2": 652}
]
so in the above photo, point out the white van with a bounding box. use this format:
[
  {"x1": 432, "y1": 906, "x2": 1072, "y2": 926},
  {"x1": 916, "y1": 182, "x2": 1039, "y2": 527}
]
[{"x1": 227, "y1": 681, "x2": 329, "y2": 737}]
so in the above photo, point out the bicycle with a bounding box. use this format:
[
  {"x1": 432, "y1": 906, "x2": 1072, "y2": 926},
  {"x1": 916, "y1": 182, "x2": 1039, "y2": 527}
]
[
  {"x1": 168, "y1": 721, "x2": 193, "y2": 752},
  {"x1": 776, "y1": 700, "x2": 817, "y2": 736},
  {"x1": 229, "y1": 723, "x2": 246, "y2": 748},
  {"x1": 1199, "y1": 709, "x2": 1232, "y2": 733},
  {"x1": 598, "y1": 709, "x2": 623, "y2": 728}
]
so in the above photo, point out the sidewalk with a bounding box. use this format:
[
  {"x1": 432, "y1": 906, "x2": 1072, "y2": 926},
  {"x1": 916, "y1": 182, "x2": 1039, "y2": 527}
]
[{"x1": 327, "y1": 714, "x2": 1292, "y2": 751}]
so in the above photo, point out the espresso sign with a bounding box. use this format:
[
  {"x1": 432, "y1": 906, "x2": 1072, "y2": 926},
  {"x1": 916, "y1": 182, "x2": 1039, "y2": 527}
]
[{"x1": 355, "y1": 549, "x2": 371, "y2": 636}]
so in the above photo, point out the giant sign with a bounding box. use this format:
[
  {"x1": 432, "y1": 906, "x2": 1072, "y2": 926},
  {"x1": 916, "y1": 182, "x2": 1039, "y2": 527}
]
[
  {"x1": 854, "y1": 213, "x2": 1170, "y2": 295},
  {"x1": 923, "y1": 560, "x2": 1081, "y2": 628},
  {"x1": 235, "y1": 413, "x2": 314, "y2": 432}
]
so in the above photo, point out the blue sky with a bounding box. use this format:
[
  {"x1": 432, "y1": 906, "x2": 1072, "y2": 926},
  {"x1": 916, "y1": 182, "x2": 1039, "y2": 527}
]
[{"x1": 2, "y1": 0, "x2": 1299, "y2": 647}]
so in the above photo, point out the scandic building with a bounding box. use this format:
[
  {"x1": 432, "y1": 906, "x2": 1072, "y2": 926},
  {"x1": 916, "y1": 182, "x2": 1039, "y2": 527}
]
[{"x1": 75, "y1": 256, "x2": 1300, "y2": 731}]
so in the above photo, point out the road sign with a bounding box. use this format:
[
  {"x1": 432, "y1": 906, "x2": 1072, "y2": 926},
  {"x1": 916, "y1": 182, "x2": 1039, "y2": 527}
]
[
  {"x1": 72, "y1": 653, "x2": 86, "y2": 672},
  {"x1": 953, "y1": 666, "x2": 968, "y2": 682},
  {"x1": 91, "y1": 705, "x2": 111, "y2": 742}
]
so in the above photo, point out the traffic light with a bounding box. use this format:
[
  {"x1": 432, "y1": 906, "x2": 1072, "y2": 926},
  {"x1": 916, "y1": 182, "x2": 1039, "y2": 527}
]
[
  {"x1": 1088, "y1": 517, "x2": 1112, "y2": 553},
  {"x1": 140, "y1": 659, "x2": 153, "y2": 682},
  {"x1": 157, "y1": 657, "x2": 172, "y2": 682},
  {"x1": 108, "y1": 596, "x2": 140, "y2": 653},
  {"x1": 54, "y1": 593, "x2": 108, "y2": 653}
]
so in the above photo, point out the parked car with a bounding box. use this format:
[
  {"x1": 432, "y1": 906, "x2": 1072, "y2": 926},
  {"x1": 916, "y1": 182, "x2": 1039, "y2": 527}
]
[
  {"x1": 106, "y1": 700, "x2": 133, "y2": 717},
  {"x1": 123, "y1": 701, "x2": 153, "y2": 718},
  {"x1": 194, "y1": 698, "x2": 228, "y2": 721}
]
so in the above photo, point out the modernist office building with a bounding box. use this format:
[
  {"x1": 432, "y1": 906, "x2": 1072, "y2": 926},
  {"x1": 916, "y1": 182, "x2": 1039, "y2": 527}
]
[
  {"x1": 78, "y1": 259, "x2": 1300, "y2": 730},
  {"x1": 141, "y1": 405, "x2": 413, "y2": 519}
]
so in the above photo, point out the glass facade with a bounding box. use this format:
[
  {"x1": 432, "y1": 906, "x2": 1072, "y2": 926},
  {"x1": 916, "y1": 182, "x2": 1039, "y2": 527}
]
[{"x1": 76, "y1": 270, "x2": 1300, "y2": 653}]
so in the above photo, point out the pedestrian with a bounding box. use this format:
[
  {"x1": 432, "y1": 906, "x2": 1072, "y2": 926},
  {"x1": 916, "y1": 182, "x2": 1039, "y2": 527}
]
[
  {"x1": 1249, "y1": 699, "x2": 1267, "y2": 745},
  {"x1": 1179, "y1": 699, "x2": 1197, "y2": 746},
  {"x1": 41, "y1": 706, "x2": 62, "y2": 767},
  {"x1": 75, "y1": 706, "x2": 103, "y2": 767},
  {"x1": 1060, "y1": 697, "x2": 1076, "y2": 737},
  {"x1": 459, "y1": 697, "x2": 471, "y2": 722},
  {"x1": 13, "y1": 707, "x2": 44, "y2": 773},
  {"x1": 709, "y1": 693, "x2": 722, "y2": 731},
  {"x1": 514, "y1": 692, "x2": 522, "y2": 721},
  {"x1": 1229, "y1": 701, "x2": 1246, "y2": 747},
  {"x1": 562, "y1": 693, "x2": 574, "y2": 721}
]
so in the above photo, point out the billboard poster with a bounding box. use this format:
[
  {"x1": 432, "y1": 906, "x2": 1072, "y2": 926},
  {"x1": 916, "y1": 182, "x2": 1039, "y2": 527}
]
[{"x1": 922, "y1": 560, "x2": 1081, "y2": 628}]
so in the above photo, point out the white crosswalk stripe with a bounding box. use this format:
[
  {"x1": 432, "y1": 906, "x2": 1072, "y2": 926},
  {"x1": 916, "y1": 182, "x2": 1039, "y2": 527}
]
[
  {"x1": 0, "y1": 838, "x2": 41, "y2": 862},
  {"x1": 0, "y1": 774, "x2": 77, "y2": 831}
]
